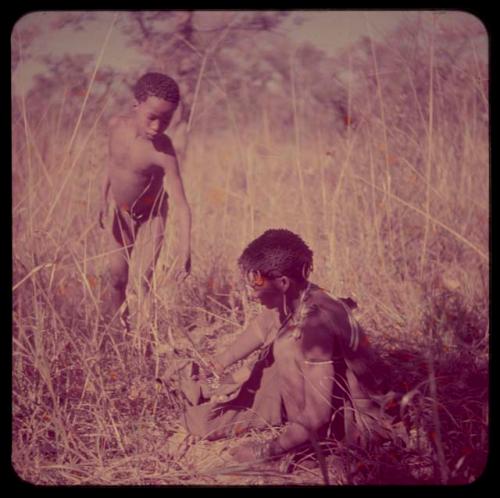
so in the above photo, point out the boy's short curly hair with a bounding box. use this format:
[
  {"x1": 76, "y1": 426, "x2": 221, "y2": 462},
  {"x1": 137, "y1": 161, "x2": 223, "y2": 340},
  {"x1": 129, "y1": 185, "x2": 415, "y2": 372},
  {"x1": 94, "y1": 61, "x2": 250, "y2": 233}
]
[
  {"x1": 238, "y1": 229, "x2": 314, "y2": 281},
  {"x1": 133, "y1": 72, "x2": 180, "y2": 106}
]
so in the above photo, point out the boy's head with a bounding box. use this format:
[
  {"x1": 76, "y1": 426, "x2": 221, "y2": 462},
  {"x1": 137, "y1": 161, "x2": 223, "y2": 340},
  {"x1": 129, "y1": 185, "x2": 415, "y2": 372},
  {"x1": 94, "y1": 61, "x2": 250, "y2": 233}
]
[
  {"x1": 133, "y1": 72, "x2": 180, "y2": 105},
  {"x1": 238, "y1": 229, "x2": 313, "y2": 306},
  {"x1": 132, "y1": 72, "x2": 180, "y2": 140}
]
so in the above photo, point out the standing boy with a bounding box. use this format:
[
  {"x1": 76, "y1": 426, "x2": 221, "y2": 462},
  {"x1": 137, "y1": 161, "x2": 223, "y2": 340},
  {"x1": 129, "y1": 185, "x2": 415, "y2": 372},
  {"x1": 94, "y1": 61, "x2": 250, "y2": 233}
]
[{"x1": 100, "y1": 72, "x2": 191, "y2": 329}]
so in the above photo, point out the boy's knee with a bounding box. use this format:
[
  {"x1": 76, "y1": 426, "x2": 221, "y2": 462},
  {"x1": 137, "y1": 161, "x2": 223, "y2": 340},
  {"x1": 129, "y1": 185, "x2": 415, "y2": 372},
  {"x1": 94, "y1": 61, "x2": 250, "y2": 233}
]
[
  {"x1": 143, "y1": 268, "x2": 154, "y2": 282},
  {"x1": 109, "y1": 268, "x2": 128, "y2": 290},
  {"x1": 140, "y1": 274, "x2": 154, "y2": 295}
]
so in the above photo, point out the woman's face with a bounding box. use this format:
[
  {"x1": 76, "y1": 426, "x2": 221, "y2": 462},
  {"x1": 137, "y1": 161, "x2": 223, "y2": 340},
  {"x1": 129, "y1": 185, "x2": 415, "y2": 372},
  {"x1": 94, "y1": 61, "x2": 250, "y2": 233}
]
[{"x1": 242, "y1": 270, "x2": 286, "y2": 309}]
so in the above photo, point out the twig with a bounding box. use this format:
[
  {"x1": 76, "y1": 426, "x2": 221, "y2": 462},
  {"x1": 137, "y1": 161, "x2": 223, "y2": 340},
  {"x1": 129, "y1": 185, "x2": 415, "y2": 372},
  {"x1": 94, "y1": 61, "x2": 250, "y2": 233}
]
[{"x1": 13, "y1": 262, "x2": 55, "y2": 292}]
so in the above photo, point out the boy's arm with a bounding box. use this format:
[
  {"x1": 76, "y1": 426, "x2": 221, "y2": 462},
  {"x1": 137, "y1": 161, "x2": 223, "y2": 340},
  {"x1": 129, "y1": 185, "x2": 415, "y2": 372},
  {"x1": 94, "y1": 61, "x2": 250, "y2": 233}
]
[
  {"x1": 155, "y1": 142, "x2": 192, "y2": 281},
  {"x1": 98, "y1": 175, "x2": 111, "y2": 229},
  {"x1": 99, "y1": 116, "x2": 116, "y2": 229},
  {"x1": 102, "y1": 174, "x2": 111, "y2": 204}
]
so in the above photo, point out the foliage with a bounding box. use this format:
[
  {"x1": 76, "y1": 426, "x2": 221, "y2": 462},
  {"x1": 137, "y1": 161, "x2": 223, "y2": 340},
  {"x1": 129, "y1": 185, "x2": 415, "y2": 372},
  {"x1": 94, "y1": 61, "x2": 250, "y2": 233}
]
[{"x1": 12, "y1": 11, "x2": 488, "y2": 485}]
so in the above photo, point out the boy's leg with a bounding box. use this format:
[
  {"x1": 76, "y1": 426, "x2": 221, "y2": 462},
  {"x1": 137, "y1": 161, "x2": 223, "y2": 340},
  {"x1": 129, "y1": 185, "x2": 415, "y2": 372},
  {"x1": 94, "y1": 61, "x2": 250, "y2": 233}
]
[
  {"x1": 140, "y1": 215, "x2": 165, "y2": 298},
  {"x1": 107, "y1": 209, "x2": 135, "y2": 325},
  {"x1": 125, "y1": 213, "x2": 164, "y2": 357},
  {"x1": 134, "y1": 211, "x2": 166, "y2": 323}
]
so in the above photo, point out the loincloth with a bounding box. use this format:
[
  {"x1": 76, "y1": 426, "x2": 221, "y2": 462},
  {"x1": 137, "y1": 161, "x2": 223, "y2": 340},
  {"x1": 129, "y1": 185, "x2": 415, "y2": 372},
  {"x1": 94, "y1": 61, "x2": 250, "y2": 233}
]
[{"x1": 117, "y1": 191, "x2": 168, "y2": 225}]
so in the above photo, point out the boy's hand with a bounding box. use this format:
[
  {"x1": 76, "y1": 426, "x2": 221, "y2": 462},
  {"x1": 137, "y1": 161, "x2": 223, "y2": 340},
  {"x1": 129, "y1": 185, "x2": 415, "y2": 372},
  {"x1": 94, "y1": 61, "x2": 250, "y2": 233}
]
[
  {"x1": 174, "y1": 254, "x2": 191, "y2": 283},
  {"x1": 98, "y1": 203, "x2": 110, "y2": 230}
]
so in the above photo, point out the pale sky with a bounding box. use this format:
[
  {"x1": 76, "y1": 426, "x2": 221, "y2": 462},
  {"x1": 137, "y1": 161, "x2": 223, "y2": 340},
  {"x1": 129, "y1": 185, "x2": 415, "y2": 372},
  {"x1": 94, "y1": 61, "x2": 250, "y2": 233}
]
[
  {"x1": 283, "y1": 10, "x2": 407, "y2": 52},
  {"x1": 12, "y1": 10, "x2": 487, "y2": 95}
]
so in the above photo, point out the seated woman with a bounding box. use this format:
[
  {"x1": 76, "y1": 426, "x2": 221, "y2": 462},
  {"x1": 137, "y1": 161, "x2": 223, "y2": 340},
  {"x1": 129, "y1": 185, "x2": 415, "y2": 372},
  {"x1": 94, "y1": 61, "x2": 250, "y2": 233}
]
[{"x1": 181, "y1": 229, "x2": 398, "y2": 461}]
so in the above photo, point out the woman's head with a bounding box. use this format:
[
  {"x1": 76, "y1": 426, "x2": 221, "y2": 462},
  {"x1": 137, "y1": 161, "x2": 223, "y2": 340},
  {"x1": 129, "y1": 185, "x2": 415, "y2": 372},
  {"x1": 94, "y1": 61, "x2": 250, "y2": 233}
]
[{"x1": 238, "y1": 229, "x2": 313, "y2": 307}]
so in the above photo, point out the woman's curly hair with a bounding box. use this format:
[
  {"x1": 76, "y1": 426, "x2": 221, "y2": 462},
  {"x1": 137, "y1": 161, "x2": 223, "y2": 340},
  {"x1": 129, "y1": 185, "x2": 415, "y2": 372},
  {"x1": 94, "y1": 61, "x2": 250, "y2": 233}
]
[
  {"x1": 238, "y1": 229, "x2": 314, "y2": 281},
  {"x1": 133, "y1": 72, "x2": 180, "y2": 106}
]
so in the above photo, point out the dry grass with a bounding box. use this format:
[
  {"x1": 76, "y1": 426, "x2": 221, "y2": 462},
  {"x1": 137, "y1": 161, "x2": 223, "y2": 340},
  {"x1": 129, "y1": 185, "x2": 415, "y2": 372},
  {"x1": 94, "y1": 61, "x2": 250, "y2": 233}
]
[{"x1": 12, "y1": 18, "x2": 488, "y2": 485}]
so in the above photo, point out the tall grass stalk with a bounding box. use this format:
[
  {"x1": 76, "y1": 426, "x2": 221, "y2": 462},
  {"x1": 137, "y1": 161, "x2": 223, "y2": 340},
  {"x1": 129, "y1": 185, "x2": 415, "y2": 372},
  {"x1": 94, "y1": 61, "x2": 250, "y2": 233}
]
[
  {"x1": 420, "y1": 14, "x2": 436, "y2": 277},
  {"x1": 43, "y1": 13, "x2": 118, "y2": 227},
  {"x1": 290, "y1": 49, "x2": 308, "y2": 239}
]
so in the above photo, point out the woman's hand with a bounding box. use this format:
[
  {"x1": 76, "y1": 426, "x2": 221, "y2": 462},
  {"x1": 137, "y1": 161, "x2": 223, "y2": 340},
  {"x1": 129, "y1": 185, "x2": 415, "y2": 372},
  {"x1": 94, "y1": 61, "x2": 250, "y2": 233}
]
[
  {"x1": 205, "y1": 358, "x2": 224, "y2": 378},
  {"x1": 229, "y1": 439, "x2": 284, "y2": 462}
]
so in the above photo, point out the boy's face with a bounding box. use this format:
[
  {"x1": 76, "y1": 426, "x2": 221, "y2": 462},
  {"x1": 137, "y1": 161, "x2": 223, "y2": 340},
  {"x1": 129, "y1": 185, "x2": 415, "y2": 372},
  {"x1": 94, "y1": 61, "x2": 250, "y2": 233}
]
[{"x1": 134, "y1": 96, "x2": 177, "y2": 140}]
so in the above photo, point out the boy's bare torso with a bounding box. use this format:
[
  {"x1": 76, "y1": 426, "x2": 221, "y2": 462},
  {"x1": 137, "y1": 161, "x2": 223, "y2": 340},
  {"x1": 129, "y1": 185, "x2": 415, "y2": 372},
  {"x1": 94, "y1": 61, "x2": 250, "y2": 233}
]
[{"x1": 108, "y1": 115, "x2": 173, "y2": 214}]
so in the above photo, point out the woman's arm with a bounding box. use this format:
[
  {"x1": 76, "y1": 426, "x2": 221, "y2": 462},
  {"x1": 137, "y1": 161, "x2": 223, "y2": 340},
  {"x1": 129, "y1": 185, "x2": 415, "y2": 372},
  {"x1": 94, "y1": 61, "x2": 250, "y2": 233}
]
[
  {"x1": 274, "y1": 360, "x2": 334, "y2": 451},
  {"x1": 274, "y1": 314, "x2": 335, "y2": 453},
  {"x1": 213, "y1": 310, "x2": 274, "y2": 373}
]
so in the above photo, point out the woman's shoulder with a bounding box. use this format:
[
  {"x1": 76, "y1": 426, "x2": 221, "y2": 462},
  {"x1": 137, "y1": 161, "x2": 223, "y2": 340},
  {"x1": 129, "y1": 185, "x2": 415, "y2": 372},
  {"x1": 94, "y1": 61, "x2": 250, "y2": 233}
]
[
  {"x1": 305, "y1": 285, "x2": 352, "y2": 323},
  {"x1": 299, "y1": 284, "x2": 361, "y2": 348}
]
